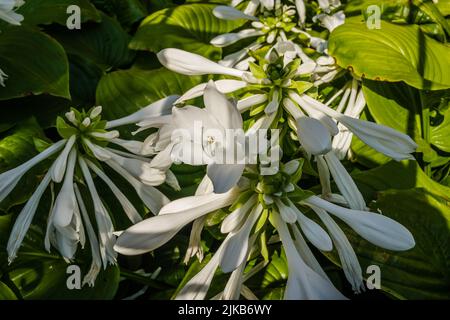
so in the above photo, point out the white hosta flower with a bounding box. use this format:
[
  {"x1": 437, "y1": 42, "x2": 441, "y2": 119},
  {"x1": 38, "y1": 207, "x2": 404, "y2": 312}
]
[
  {"x1": 296, "y1": 94, "x2": 418, "y2": 160},
  {"x1": 284, "y1": 97, "x2": 332, "y2": 155},
  {"x1": 322, "y1": 151, "x2": 366, "y2": 211},
  {"x1": 0, "y1": 0, "x2": 24, "y2": 25},
  {"x1": 213, "y1": 5, "x2": 259, "y2": 21},
  {"x1": 311, "y1": 205, "x2": 365, "y2": 293},
  {"x1": 175, "y1": 237, "x2": 229, "y2": 300},
  {"x1": 0, "y1": 139, "x2": 66, "y2": 203},
  {"x1": 314, "y1": 11, "x2": 345, "y2": 32},
  {"x1": 7, "y1": 166, "x2": 53, "y2": 262},
  {"x1": 2, "y1": 106, "x2": 171, "y2": 285},
  {"x1": 116, "y1": 161, "x2": 340, "y2": 300},
  {"x1": 105, "y1": 95, "x2": 178, "y2": 129},
  {"x1": 171, "y1": 81, "x2": 246, "y2": 193},
  {"x1": 273, "y1": 212, "x2": 346, "y2": 299},
  {"x1": 303, "y1": 196, "x2": 415, "y2": 251},
  {"x1": 318, "y1": 0, "x2": 341, "y2": 13},
  {"x1": 158, "y1": 49, "x2": 245, "y2": 78},
  {"x1": 73, "y1": 183, "x2": 102, "y2": 287},
  {"x1": 331, "y1": 80, "x2": 367, "y2": 160},
  {"x1": 211, "y1": 28, "x2": 264, "y2": 48},
  {"x1": 114, "y1": 186, "x2": 241, "y2": 255}
]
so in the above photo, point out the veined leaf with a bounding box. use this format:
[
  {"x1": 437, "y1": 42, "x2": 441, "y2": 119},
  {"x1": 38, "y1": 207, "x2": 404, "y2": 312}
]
[
  {"x1": 329, "y1": 18, "x2": 450, "y2": 90},
  {"x1": 96, "y1": 67, "x2": 205, "y2": 121},
  {"x1": 0, "y1": 26, "x2": 70, "y2": 100},
  {"x1": 130, "y1": 4, "x2": 247, "y2": 60}
]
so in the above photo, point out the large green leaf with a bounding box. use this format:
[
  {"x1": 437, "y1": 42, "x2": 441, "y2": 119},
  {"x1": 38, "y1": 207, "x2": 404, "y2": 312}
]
[
  {"x1": 431, "y1": 106, "x2": 450, "y2": 153},
  {"x1": 91, "y1": 0, "x2": 147, "y2": 29},
  {"x1": 0, "y1": 118, "x2": 47, "y2": 211},
  {"x1": 96, "y1": 67, "x2": 205, "y2": 121},
  {"x1": 130, "y1": 4, "x2": 246, "y2": 60},
  {"x1": 362, "y1": 80, "x2": 450, "y2": 159},
  {"x1": 362, "y1": 80, "x2": 422, "y2": 140},
  {"x1": 0, "y1": 282, "x2": 17, "y2": 300},
  {"x1": 0, "y1": 27, "x2": 70, "y2": 100},
  {"x1": 353, "y1": 160, "x2": 450, "y2": 202},
  {"x1": 48, "y1": 13, "x2": 134, "y2": 70},
  {"x1": 329, "y1": 19, "x2": 450, "y2": 90},
  {"x1": 0, "y1": 118, "x2": 43, "y2": 172},
  {"x1": 17, "y1": 0, "x2": 101, "y2": 26}
]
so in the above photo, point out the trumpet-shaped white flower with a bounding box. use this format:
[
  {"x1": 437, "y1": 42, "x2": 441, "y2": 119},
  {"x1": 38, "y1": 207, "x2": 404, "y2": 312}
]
[
  {"x1": 0, "y1": 0, "x2": 24, "y2": 26},
  {"x1": 171, "y1": 81, "x2": 246, "y2": 193},
  {"x1": 2, "y1": 104, "x2": 172, "y2": 285},
  {"x1": 290, "y1": 93, "x2": 418, "y2": 160},
  {"x1": 303, "y1": 196, "x2": 415, "y2": 251}
]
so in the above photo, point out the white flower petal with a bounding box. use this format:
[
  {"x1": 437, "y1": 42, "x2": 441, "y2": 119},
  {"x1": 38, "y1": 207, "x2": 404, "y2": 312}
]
[
  {"x1": 213, "y1": 5, "x2": 258, "y2": 21},
  {"x1": 115, "y1": 189, "x2": 239, "y2": 255},
  {"x1": 237, "y1": 94, "x2": 268, "y2": 112},
  {"x1": 204, "y1": 80, "x2": 243, "y2": 130},
  {"x1": 288, "y1": 200, "x2": 333, "y2": 251},
  {"x1": 0, "y1": 140, "x2": 66, "y2": 203},
  {"x1": 211, "y1": 29, "x2": 263, "y2": 47},
  {"x1": 79, "y1": 157, "x2": 117, "y2": 266},
  {"x1": 274, "y1": 213, "x2": 346, "y2": 300},
  {"x1": 176, "y1": 241, "x2": 226, "y2": 300},
  {"x1": 176, "y1": 80, "x2": 246, "y2": 104},
  {"x1": 221, "y1": 195, "x2": 257, "y2": 234},
  {"x1": 289, "y1": 93, "x2": 339, "y2": 136},
  {"x1": 305, "y1": 196, "x2": 415, "y2": 251},
  {"x1": 106, "y1": 96, "x2": 178, "y2": 129},
  {"x1": 7, "y1": 168, "x2": 52, "y2": 262},
  {"x1": 110, "y1": 138, "x2": 144, "y2": 155},
  {"x1": 85, "y1": 159, "x2": 142, "y2": 224},
  {"x1": 312, "y1": 205, "x2": 364, "y2": 293},
  {"x1": 51, "y1": 135, "x2": 77, "y2": 183},
  {"x1": 104, "y1": 159, "x2": 170, "y2": 214},
  {"x1": 52, "y1": 148, "x2": 77, "y2": 228},
  {"x1": 207, "y1": 163, "x2": 245, "y2": 194},
  {"x1": 220, "y1": 203, "x2": 262, "y2": 273},
  {"x1": 158, "y1": 48, "x2": 244, "y2": 78},
  {"x1": 324, "y1": 152, "x2": 366, "y2": 210}
]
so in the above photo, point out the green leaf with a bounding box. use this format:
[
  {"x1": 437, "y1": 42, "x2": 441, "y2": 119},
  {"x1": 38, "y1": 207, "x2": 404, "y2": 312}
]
[
  {"x1": 0, "y1": 118, "x2": 47, "y2": 211},
  {"x1": 68, "y1": 55, "x2": 104, "y2": 108},
  {"x1": 412, "y1": 0, "x2": 450, "y2": 36},
  {"x1": 0, "y1": 26, "x2": 70, "y2": 100},
  {"x1": 362, "y1": 80, "x2": 450, "y2": 157},
  {"x1": 0, "y1": 282, "x2": 17, "y2": 300},
  {"x1": 362, "y1": 80, "x2": 423, "y2": 140},
  {"x1": 48, "y1": 13, "x2": 134, "y2": 70},
  {"x1": 431, "y1": 106, "x2": 450, "y2": 153},
  {"x1": 91, "y1": 0, "x2": 147, "y2": 29},
  {"x1": 17, "y1": 0, "x2": 101, "y2": 26},
  {"x1": 352, "y1": 160, "x2": 450, "y2": 203},
  {"x1": 329, "y1": 19, "x2": 450, "y2": 90},
  {"x1": 130, "y1": 4, "x2": 246, "y2": 60},
  {"x1": 0, "y1": 118, "x2": 43, "y2": 172},
  {"x1": 96, "y1": 67, "x2": 205, "y2": 121}
]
